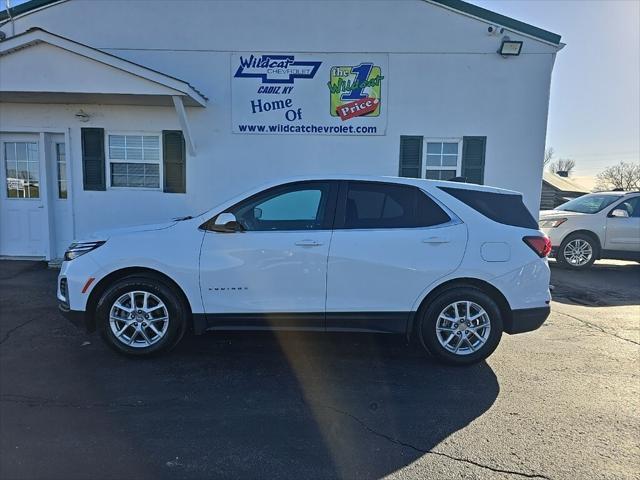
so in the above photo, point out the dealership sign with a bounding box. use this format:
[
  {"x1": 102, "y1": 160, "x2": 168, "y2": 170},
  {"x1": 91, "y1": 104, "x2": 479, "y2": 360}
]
[{"x1": 232, "y1": 53, "x2": 388, "y2": 135}]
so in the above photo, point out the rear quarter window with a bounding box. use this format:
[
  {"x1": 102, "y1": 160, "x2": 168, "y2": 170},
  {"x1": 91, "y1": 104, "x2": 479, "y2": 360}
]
[{"x1": 438, "y1": 187, "x2": 537, "y2": 229}]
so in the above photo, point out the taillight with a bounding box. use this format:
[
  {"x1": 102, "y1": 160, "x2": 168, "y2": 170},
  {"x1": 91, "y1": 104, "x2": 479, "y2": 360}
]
[{"x1": 523, "y1": 235, "x2": 552, "y2": 258}]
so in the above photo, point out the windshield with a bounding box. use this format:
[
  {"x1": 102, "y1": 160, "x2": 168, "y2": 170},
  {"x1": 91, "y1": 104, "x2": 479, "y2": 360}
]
[{"x1": 556, "y1": 194, "x2": 622, "y2": 214}]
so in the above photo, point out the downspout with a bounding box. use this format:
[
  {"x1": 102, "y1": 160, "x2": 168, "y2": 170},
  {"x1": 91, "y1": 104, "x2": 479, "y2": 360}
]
[{"x1": 3, "y1": 0, "x2": 15, "y2": 36}]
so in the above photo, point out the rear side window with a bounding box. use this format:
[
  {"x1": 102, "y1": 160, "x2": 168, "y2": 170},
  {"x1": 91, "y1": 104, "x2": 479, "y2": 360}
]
[
  {"x1": 342, "y1": 182, "x2": 450, "y2": 229},
  {"x1": 439, "y1": 186, "x2": 537, "y2": 229}
]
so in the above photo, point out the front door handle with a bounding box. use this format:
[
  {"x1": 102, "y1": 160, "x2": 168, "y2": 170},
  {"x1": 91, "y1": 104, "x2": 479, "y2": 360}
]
[
  {"x1": 422, "y1": 236, "x2": 450, "y2": 244},
  {"x1": 295, "y1": 240, "x2": 323, "y2": 247}
]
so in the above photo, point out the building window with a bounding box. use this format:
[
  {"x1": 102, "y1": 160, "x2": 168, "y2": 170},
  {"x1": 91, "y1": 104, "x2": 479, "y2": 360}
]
[
  {"x1": 424, "y1": 140, "x2": 462, "y2": 180},
  {"x1": 107, "y1": 134, "x2": 161, "y2": 189},
  {"x1": 56, "y1": 143, "x2": 67, "y2": 199}
]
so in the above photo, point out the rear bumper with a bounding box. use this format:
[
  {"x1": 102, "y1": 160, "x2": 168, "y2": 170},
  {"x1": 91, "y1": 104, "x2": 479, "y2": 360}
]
[{"x1": 504, "y1": 306, "x2": 550, "y2": 334}]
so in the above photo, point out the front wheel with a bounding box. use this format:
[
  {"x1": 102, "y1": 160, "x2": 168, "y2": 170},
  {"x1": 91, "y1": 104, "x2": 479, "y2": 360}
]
[
  {"x1": 418, "y1": 287, "x2": 503, "y2": 365},
  {"x1": 96, "y1": 276, "x2": 187, "y2": 356},
  {"x1": 556, "y1": 233, "x2": 598, "y2": 269}
]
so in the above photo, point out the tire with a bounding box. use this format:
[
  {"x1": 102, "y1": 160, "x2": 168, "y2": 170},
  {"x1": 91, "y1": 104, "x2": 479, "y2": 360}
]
[
  {"x1": 96, "y1": 275, "x2": 187, "y2": 356},
  {"x1": 418, "y1": 287, "x2": 503, "y2": 366},
  {"x1": 556, "y1": 233, "x2": 598, "y2": 269}
]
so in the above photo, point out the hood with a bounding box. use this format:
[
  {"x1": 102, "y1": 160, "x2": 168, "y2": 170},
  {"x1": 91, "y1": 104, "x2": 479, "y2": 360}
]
[
  {"x1": 78, "y1": 221, "x2": 178, "y2": 242},
  {"x1": 539, "y1": 209, "x2": 587, "y2": 220}
]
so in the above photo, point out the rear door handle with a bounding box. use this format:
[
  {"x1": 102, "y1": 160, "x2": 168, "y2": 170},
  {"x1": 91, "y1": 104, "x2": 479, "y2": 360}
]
[
  {"x1": 422, "y1": 236, "x2": 450, "y2": 244},
  {"x1": 295, "y1": 240, "x2": 323, "y2": 247}
]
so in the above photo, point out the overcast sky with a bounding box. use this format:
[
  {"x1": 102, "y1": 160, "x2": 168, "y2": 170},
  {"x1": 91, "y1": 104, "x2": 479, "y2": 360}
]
[{"x1": 7, "y1": 0, "x2": 640, "y2": 181}]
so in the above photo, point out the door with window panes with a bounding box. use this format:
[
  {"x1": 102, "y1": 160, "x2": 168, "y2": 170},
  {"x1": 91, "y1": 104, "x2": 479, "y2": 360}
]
[
  {"x1": 48, "y1": 134, "x2": 73, "y2": 259},
  {"x1": 0, "y1": 133, "x2": 47, "y2": 257}
]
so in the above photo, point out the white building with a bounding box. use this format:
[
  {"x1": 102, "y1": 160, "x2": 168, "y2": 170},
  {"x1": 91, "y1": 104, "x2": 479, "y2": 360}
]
[{"x1": 0, "y1": 0, "x2": 563, "y2": 261}]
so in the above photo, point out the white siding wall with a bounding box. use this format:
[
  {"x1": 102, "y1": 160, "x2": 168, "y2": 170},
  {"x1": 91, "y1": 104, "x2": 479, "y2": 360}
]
[{"x1": 0, "y1": 0, "x2": 558, "y2": 240}]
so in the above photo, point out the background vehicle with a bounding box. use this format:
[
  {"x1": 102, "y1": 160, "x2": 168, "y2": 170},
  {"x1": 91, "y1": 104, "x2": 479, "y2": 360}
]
[
  {"x1": 57, "y1": 176, "x2": 551, "y2": 365},
  {"x1": 539, "y1": 191, "x2": 640, "y2": 269}
]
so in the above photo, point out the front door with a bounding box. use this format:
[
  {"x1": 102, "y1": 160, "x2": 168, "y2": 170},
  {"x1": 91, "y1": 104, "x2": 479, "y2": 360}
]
[
  {"x1": 0, "y1": 134, "x2": 48, "y2": 257},
  {"x1": 604, "y1": 196, "x2": 640, "y2": 252},
  {"x1": 199, "y1": 181, "x2": 338, "y2": 329}
]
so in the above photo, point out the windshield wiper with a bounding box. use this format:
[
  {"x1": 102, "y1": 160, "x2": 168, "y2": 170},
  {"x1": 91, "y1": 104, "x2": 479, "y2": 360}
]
[{"x1": 173, "y1": 215, "x2": 194, "y2": 221}]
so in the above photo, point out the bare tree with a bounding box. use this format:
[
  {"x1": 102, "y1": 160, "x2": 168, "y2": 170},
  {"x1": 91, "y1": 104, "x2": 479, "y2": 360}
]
[
  {"x1": 595, "y1": 161, "x2": 640, "y2": 191},
  {"x1": 543, "y1": 147, "x2": 554, "y2": 167},
  {"x1": 548, "y1": 158, "x2": 576, "y2": 176}
]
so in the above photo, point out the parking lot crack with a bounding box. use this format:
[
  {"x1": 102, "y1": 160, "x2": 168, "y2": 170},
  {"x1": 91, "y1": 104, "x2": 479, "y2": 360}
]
[
  {"x1": 0, "y1": 318, "x2": 39, "y2": 346},
  {"x1": 1, "y1": 393, "x2": 153, "y2": 409},
  {"x1": 311, "y1": 400, "x2": 551, "y2": 479},
  {"x1": 556, "y1": 311, "x2": 639, "y2": 346}
]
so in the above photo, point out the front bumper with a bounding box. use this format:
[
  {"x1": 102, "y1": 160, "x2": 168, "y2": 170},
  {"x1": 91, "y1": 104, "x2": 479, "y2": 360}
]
[
  {"x1": 504, "y1": 306, "x2": 550, "y2": 334},
  {"x1": 58, "y1": 302, "x2": 91, "y2": 331}
]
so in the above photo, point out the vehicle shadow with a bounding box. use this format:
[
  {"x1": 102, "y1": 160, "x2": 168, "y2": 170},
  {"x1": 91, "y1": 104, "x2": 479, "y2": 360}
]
[
  {"x1": 90, "y1": 332, "x2": 499, "y2": 479},
  {"x1": 0, "y1": 261, "x2": 500, "y2": 480},
  {"x1": 550, "y1": 260, "x2": 640, "y2": 307}
]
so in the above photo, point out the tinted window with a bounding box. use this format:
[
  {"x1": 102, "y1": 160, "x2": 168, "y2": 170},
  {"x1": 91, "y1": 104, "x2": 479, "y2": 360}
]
[
  {"x1": 439, "y1": 186, "x2": 537, "y2": 229},
  {"x1": 231, "y1": 182, "x2": 333, "y2": 231},
  {"x1": 343, "y1": 182, "x2": 450, "y2": 229},
  {"x1": 556, "y1": 194, "x2": 622, "y2": 214}
]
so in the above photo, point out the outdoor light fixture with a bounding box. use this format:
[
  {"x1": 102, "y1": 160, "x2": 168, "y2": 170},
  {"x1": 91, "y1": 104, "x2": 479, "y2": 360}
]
[
  {"x1": 499, "y1": 39, "x2": 523, "y2": 56},
  {"x1": 75, "y1": 109, "x2": 91, "y2": 122}
]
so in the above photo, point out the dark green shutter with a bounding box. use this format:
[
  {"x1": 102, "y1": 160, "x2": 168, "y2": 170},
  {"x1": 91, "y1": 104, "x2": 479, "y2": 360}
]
[
  {"x1": 398, "y1": 136, "x2": 423, "y2": 178},
  {"x1": 81, "y1": 128, "x2": 105, "y2": 191},
  {"x1": 461, "y1": 136, "x2": 486, "y2": 185},
  {"x1": 163, "y1": 130, "x2": 186, "y2": 193}
]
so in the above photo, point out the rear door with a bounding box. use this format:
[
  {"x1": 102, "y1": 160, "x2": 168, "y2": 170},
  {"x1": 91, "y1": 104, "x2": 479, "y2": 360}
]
[
  {"x1": 605, "y1": 196, "x2": 640, "y2": 252},
  {"x1": 325, "y1": 181, "x2": 467, "y2": 332}
]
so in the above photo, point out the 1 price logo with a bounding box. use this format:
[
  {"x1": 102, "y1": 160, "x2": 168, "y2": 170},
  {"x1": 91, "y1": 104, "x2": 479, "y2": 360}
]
[{"x1": 328, "y1": 63, "x2": 384, "y2": 121}]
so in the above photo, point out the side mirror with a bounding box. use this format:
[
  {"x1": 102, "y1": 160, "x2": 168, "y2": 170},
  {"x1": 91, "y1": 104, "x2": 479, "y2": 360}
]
[
  {"x1": 253, "y1": 207, "x2": 263, "y2": 220},
  {"x1": 211, "y1": 212, "x2": 244, "y2": 233},
  {"x1": 610, "y1": 208, "x2": 629, "y2": 218}
]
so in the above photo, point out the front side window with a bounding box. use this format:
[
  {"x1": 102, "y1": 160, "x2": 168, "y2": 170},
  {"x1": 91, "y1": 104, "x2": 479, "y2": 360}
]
[
  {"x1": 613, "y1": 197, "x2": 640, "y2": 218},
  {"x1": 425, "y1": 141, "x2": 461, "y2": 180},
  {"x1": 343, "y1": 182, "x2": 450, "y2": 229},
  {"x1": 4, "y1": 142, "x2": 39, "y2": 199},
  {"x1": 108, "y1": 134, "x2": 161, "y2": 189},
  {"x1": 230, "y1": 182, "x2": 334, "y2": 231},
  {"x1": 556, "y1": 194, "x2": 622, "y2": 214}
]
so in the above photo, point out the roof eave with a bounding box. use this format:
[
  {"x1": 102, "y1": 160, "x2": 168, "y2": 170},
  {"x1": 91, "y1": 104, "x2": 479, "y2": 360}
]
[
  {"x1": 0, "y1": 28, "x2": 207, "y2": 106},
  {"x1": 429, "y1": 0, "x2": 562, "y2": 46}
]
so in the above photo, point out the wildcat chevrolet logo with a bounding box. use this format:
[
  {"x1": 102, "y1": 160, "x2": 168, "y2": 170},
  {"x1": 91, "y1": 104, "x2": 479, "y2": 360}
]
[{"x1": 234, "y1": 54, "x2": 322, "y2": 84}]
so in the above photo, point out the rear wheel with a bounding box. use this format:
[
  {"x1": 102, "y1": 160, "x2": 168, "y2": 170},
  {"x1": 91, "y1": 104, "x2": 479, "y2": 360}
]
[
  {"x1": 556, "y1": 233, "x2": 598, "y2": 269},
  {"x1": 418, "y1": 287, "x2": 503, "y2": 365},
  {"x1": 96, "y1": 276, "x2": 187, "y2": 356}
]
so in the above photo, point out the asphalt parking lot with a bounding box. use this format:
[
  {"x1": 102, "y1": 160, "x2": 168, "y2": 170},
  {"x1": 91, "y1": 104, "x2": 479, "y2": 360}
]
[{"x1": 1, "y1": 260, "x2": 638, "y2": 480}]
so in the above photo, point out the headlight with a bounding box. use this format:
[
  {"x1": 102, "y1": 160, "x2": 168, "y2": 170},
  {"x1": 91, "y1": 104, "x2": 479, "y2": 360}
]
[
  {"x1": 64, "y1": 241, "x2": 106, "y2": 261},
  {"x1": 538, "y1": 218, "x2": 567, "y2": 228}
]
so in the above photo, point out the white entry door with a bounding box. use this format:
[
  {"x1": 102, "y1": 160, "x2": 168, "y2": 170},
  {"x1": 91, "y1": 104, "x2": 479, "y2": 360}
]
[{"x1": 0, "y1": 134, "x2": 48, "y2": 257}]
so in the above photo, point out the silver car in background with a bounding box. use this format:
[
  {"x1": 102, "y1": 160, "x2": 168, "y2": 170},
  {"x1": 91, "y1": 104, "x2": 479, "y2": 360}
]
[{"x1": 539, "y1": 191, "x2": 640, "y2": 268}]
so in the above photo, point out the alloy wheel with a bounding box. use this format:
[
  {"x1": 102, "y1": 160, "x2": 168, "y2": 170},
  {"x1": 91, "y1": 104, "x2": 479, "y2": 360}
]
[
  {"x1": 435, "y1": 301, "x2": 491, "y2": 356},
  {"x1": 109, "y1": 290, "x2": 169, "y2": 348},
  {"x1": 563, "y1": 239, "x2": 593, "y2": 267}
]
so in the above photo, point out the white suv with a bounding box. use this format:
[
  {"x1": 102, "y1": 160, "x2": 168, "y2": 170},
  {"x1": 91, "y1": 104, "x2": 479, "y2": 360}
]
[
  {"x1": 57, "y1": 176, "x2": 551, "y2": 365},
  {"x1": 540, "y1": 191, "x2": 640, "y2": 269}
]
